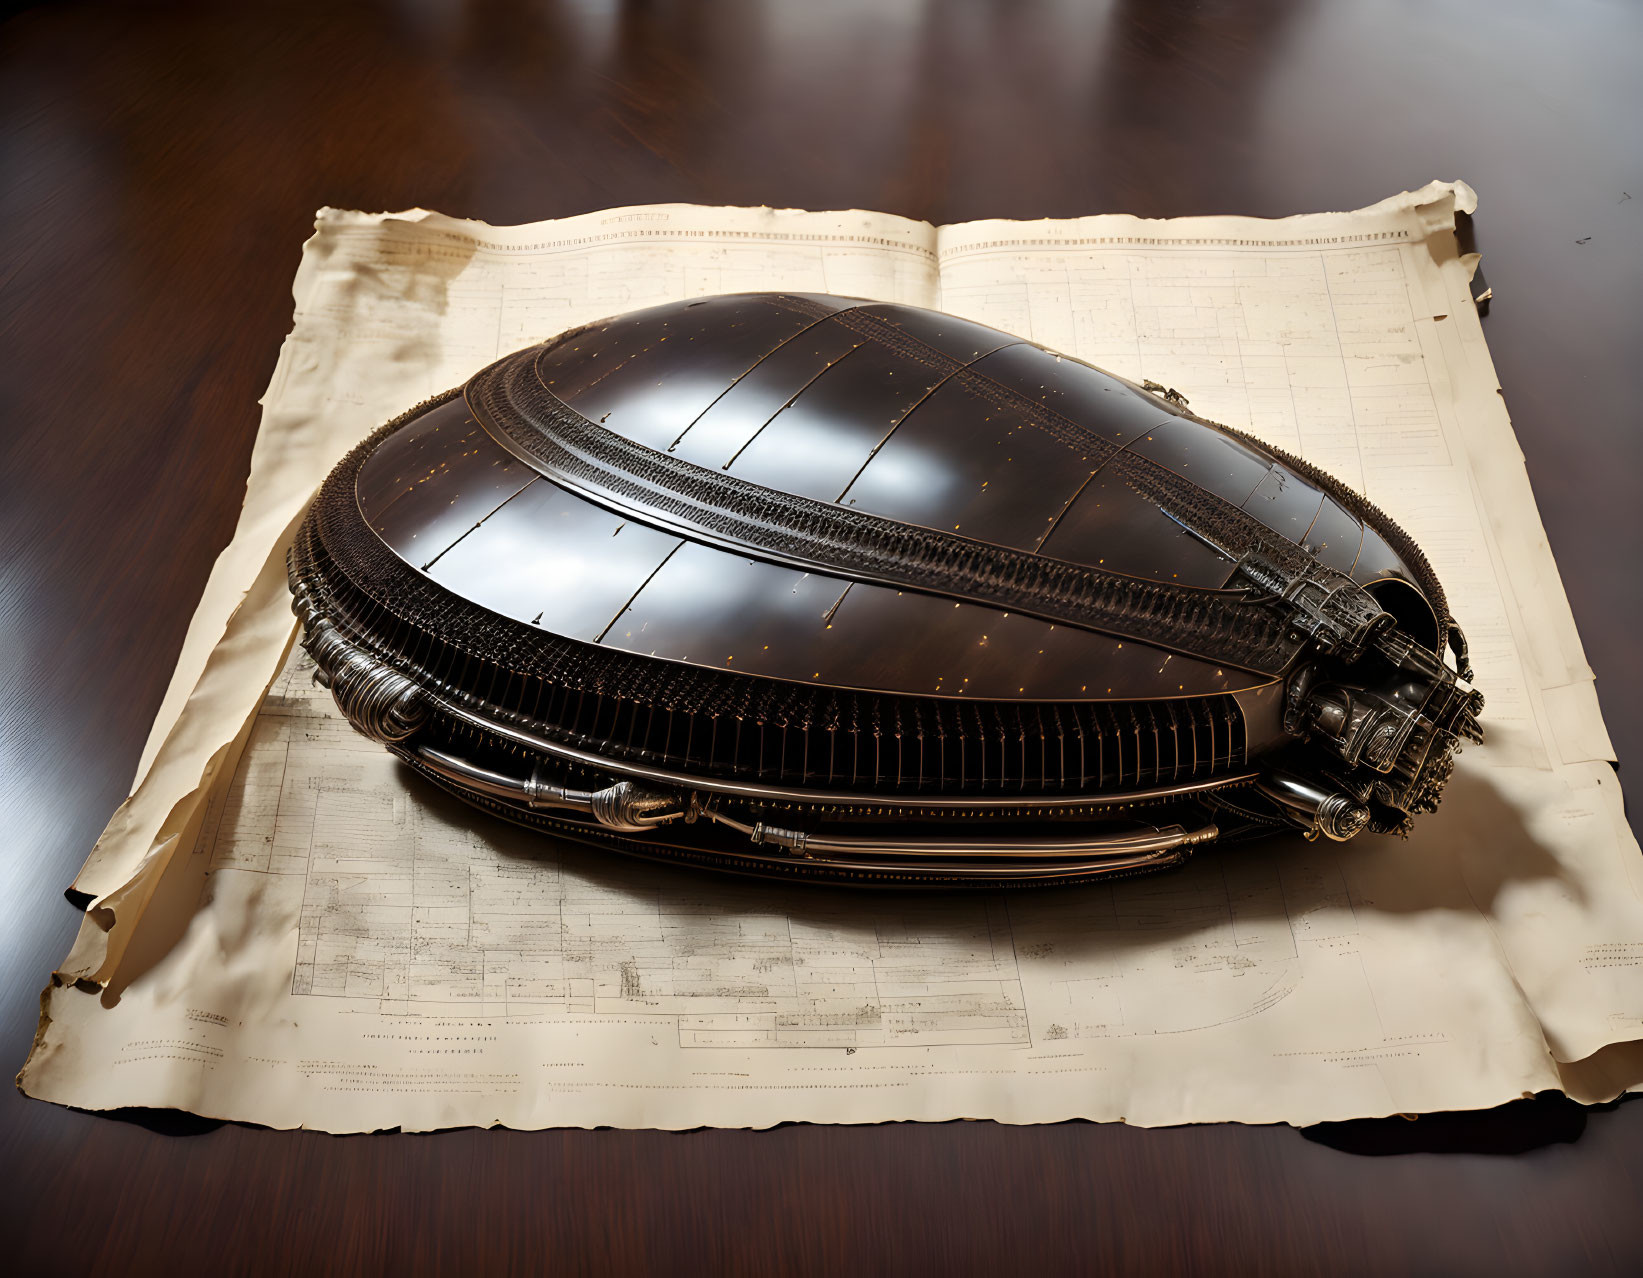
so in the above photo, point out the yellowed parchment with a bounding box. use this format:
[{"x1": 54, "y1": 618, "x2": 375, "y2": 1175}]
[{"x1": 20, "y1": 186, "x2": 1643, "y2": 1131}]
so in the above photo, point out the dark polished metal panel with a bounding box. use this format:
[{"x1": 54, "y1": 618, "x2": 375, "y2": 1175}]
[
  {"x1": 816, "y1": 585, "x2": 1259, "y2": 701},
  {"x1": 1305, "y1": 495, "x2": 1366, "y2": 574},
  {"x1": 356, "y1": 395, "x2": 537, "y2": 565},
  {"x1": 423, "y1": 478, "x2": 683, "y2": 641},
  {"x1": 1241, "y1": 464, "x2": 1327, "y2": 543},
  {"x1": 353, "y1": 294, "x2": 1464, "y2": 700},
  {"x1": 355, "y1": 379, "x2": 1269, "y2": 700},
  {"x1": 591, "y1": 536, "x2": 1254, "y2": 700},
  {"x1": 1352, "y1": 523, "x2": 1424, "y2": 591},
  {"x1": 963, "y1": 340, "x2": 1176, "y2": 448},
  {"x1": 665, "y1": 317, "x2": 867, "y2": 467},
  {"x1": 537, "y1": 293, "x2": 840, "y2": 450},
  {"x1": 468, "y1": 347, "x2": 1314, "y2": 673},
  {"x1": 598, "y1": 540, "x2": 852, "y2": 669},
  {"x1": 851, "y1": 301, "x2": 1022, "y2": 362},
  {"x1": 1126, "y1": 415, "x2": 1275, "y2": 507},
  {"x1": 1036, "y1": 471, "x2": 1241, "y2": 588},
  {"x1": 837, "y1": 371, "x2": 1100, "y2": 550},
  {"x1": 516, "y1": 295, "x2": 1440, "y2": 622},
  {"x1": 722, "y1": 337, "x2": 951, "y2": 500}
]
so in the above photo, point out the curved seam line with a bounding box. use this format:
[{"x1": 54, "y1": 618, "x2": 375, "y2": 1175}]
[
  {"x1": 1032, "y1": 468, "x2": 1101, "y2": 553},
  {"x1": 1346, "y1": 521, "x2": 1368, "y2": 576},
  {"x1": 419, "y1": 476, "x2": 539, "y2": 571},
  {"x1": 1274, "y1": 490, "x2": 1328, "y2": 544},
  {"x1": 720, "y1": 341, "x2": 865, "y2": 471},
  {"x1": 664, "y1": 309, "x2": 844, "y2": 452},
  {"x1": 833, "y1": 340, "x2": 1021, "y2": 504},
  {"x1": 594, "y1": 541, "x2": 684, "y2": 643},
  {"x1": 1298, "y1": 492, "x2": 1327, "y2": 545}
]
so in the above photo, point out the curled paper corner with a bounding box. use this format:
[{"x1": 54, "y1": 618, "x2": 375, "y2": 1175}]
[
  {"x1": 313, "y1": 206, "x2": 443, "y2": 229},
  {"x1": 16, "y1": 984, "x2": 59, "y2": 1096},
  {"x1": 1553, "y1": 1038, "x2": 1643, "y2": 1104},
  {"x1": 61, "y1": 829, "x2": 185, "y2": 986},
  {"x1": 1344, "y1": 179, "x2": 1477, "y2": 225},
  {"x1": 1413, "y1": 178, "x2": 1478, "y2": 217}
]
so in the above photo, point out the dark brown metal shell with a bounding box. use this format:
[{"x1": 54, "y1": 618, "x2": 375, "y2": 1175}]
[
  {"x1": 289, "y1": 293, "x2": 1480, "y2": 886},
  {"x1": 356, "y1": 293, "x2": 1440, "y2": 701}
]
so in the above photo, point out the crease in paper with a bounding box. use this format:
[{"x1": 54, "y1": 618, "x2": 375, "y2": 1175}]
[{"x1": 20, "y1": 182, "x2": 1643, "y2": 1132}]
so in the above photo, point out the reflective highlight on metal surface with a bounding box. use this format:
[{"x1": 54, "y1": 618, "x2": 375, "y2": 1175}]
[{"x1": 290, "y1": 293, "x2": 1483, "y2": 886}]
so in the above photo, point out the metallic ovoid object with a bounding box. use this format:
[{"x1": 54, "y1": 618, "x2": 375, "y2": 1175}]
[{"x1": 289, "y1": 292, "x2": 1483, "y2": 886}]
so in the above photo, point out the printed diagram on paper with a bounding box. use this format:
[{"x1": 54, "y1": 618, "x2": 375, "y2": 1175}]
[
  {"x1": 203, "y1": 652, "x2": 1031, "y2": 1051},
  {"x1": 198, "y1": 648, "x2": 1351, "y2": 1054},
  {"x1": 27, "y1": 189, "x2": 1642, "y2": 1132}
]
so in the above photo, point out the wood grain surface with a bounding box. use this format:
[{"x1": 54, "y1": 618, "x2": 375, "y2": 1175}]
[{"x1": 2, "y1": 1, "x2": 1640, "y2": 1273}]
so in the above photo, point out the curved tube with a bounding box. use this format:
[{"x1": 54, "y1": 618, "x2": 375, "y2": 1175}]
[
  {"x1": 410, "y1": 746, "x2": 681, "y2": 832},
  {"x1": 1254, "y1": 771, "x2": 1370, "y2": 841},
  {"x1": 693, "y1": 844, "x2": 1202, "y2": 881},
  {"x1": 407, "y1": 743, "x2": 1219, "y2": 864},
  {"x1": 699, "y1": 804, "x2": 1217, "y2": 861}
]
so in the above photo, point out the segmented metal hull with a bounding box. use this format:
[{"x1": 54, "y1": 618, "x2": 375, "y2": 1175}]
[{"x1": 289, "y1": 293, "x2": 1482, "y2": 885}]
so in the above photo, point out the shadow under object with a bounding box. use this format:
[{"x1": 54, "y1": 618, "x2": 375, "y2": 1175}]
[
  {"x1": 1302, "y1": 1092, "x2": 1639, "y2": 1158},
  {"x1": 288, "y1": 293, "x2": 1482, "y2": 885}
]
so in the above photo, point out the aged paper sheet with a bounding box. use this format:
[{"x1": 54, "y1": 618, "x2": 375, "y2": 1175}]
[{"x1": 21, "y1": 186, "x2": 1643, "y2": 1130}]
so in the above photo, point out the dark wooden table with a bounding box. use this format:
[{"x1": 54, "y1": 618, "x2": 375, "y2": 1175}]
[{"x1": 3, "y1": 1, "x2": 1640, "y2": 1272}]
